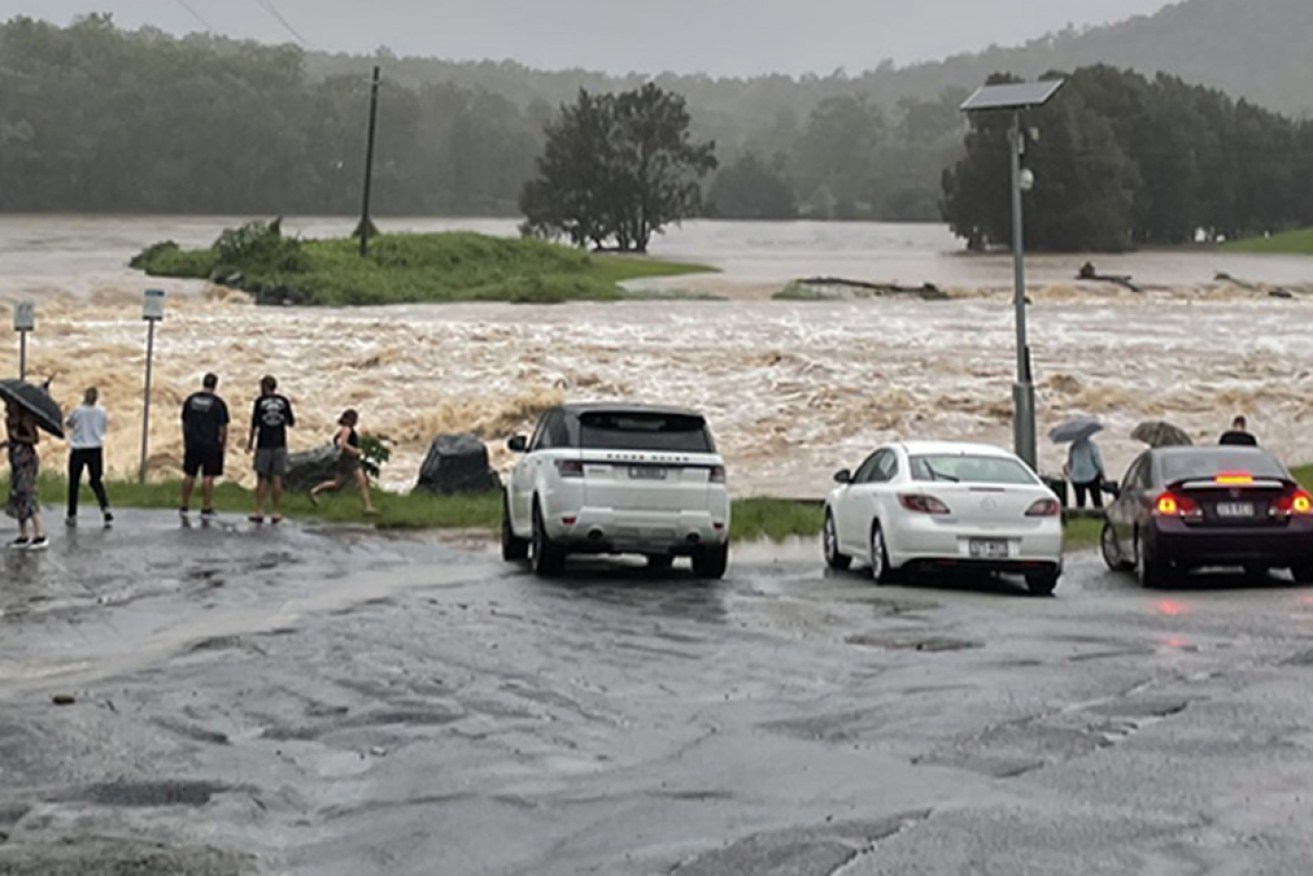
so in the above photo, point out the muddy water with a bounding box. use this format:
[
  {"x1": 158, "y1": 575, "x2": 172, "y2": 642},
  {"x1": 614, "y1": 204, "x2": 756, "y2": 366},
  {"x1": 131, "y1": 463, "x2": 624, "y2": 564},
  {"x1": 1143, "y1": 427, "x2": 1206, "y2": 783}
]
[{"x1": 2, "y1": 215, "x2": 1313, "y2": 494}]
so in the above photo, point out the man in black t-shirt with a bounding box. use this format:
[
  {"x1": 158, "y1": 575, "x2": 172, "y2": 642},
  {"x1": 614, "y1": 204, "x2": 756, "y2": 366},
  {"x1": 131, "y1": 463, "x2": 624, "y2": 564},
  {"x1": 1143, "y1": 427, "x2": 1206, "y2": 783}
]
[
  {"x1": 245, "y1": 375, "x2": 295, "y2": 523},
  {"x1": 1219, "y1": 414, "x2": 1259, "y2": 446},
  {"x1": 180, "y1": 372, "x2": 229, "y2": 518}
]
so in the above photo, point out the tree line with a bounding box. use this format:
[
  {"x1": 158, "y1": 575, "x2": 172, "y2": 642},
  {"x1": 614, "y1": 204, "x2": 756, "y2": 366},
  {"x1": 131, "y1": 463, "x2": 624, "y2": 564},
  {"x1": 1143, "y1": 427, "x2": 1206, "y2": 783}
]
[
  {"x1": 941, "y1": 65, "x2": 1313, "y2": 251},
  {"x1": 0, "y1": 15, "x2": 963, "y2": 222}
]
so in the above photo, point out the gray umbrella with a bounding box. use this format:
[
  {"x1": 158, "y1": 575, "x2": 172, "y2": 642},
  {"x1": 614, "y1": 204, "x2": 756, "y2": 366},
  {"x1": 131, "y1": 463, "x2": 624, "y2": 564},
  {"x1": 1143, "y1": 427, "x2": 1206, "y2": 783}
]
[
  {"x1": 1131, "y1": 420, "x2": 1192, "y2": 448},
  {"x1": 1049, "y1": 416, "x2": 1103, "y2": 444},
  {"x1": 0, "y1": 379, "x2": 64, "y2": 439}
]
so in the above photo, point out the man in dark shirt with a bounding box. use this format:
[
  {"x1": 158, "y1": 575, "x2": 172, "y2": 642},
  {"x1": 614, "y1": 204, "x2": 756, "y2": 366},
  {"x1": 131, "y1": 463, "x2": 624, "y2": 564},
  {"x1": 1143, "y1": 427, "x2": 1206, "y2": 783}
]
[
  {"x1": 1219, "y1": 415, "x2": 1258, "y2": 446},
  {"x1": 180, "y1": 372, "x2": 229, "y2": 519},
  {"x1": 245, "y1": 375, "x2": 295, "y2": 523}
]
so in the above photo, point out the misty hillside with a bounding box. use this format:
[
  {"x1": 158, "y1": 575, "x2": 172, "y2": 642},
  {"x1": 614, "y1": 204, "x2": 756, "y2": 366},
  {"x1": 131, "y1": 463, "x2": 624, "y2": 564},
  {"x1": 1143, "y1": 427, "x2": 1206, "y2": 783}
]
[{"x1": 307, "y1": 0, "x2": 1313, "y2": 120}]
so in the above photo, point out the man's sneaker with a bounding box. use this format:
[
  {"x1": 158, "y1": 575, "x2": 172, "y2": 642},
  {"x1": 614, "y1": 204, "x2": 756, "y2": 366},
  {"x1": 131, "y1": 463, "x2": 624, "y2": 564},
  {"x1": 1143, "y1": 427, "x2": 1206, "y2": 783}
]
[
  {"x1": 26, "y1": 537, "x2": 48, "y2": 552},
  {"x1": 200, "y1": 508, "x2": 218, "y2": 519},
  {"x1": 103, "y1": 511, "x2": 114, "y2": 527},
  {"x1": 8, "y1": 537, "x2": 29, "y2": 550},
  {"x1": 179, "y1": 506, "x2": 191, "y2": 518},
  {"x1": 64, "y1": 516, "x2": 77, "y2": 528}
]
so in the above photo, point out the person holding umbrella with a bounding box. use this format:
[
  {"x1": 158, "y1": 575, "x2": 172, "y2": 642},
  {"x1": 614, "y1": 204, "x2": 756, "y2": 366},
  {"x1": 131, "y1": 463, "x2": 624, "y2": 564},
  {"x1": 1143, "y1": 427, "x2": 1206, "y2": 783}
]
[
  {"x1": 0, "y1": 379, "x2": 63, "y2": 551},
  {"x1": 1050, "y1": 416, "x2": 1107, "y2": 510}
]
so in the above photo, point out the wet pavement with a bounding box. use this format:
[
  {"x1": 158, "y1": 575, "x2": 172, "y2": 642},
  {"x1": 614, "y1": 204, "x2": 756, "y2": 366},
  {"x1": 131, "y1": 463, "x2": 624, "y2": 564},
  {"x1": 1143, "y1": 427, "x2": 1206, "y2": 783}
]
[{"x1": 3, "y1": 511, "x2": 1313, "y2": 874}]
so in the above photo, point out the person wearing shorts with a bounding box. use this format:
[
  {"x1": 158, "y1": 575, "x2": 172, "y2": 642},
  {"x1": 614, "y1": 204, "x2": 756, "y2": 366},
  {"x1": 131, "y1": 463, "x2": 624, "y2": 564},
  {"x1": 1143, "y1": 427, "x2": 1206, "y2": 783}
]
[
  {"x1": 245, "y1": 375, "x2": 295, "y2": 523},
  {"x1": 180, "y1": 373, "x2": 229, "y2": 519}
]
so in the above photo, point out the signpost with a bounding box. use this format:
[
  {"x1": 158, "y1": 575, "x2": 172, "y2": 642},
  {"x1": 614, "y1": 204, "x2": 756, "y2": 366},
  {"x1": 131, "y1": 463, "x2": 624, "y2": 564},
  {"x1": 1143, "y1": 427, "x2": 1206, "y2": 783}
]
[
  {"x1": 139, "y1": 289, "x2": 165, "y2": 484},
  {"x1": 13, "y1": 301, "x2": 34, "y2": 381}
]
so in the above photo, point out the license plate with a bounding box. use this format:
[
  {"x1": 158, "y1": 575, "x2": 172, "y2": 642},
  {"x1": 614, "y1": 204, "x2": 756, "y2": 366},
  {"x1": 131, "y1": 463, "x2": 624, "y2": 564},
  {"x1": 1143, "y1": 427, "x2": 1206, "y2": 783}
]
[
  {"x1": 629, "y1": 466, "x2": 667, "y2": 480},
  {"x1": 1215, "y1": 502, "x2": 1254, "y2": 518},
  {"x1": 968, "y1": 538, "x2": 1010, "y2": 559}
]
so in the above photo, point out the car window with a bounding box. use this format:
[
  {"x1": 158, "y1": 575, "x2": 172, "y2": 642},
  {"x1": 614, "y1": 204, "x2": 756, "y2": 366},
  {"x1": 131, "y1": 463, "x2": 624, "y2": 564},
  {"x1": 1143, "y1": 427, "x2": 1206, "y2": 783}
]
[
  {"x1": 872, "y1": 450, "x2": 899, "y2": 483},
  {"x1": 909, "y1": 453, "x2": 1037, "y2": 485},
  {"x1": 1157, "y1": 449, "x2": 1288, "y2": 485},
  {"x1": 1120, "y1": 456, "x2": 1146, "y2": 492},
  {"x1": 852, "y1": 452, "x2": 882, "y2": 484},
  {"x1": 527, "y1": 410, "x2": 554, "y2": 452},
  {"x1": 547, "y1": 412, "x2": 571, "y2": 448},
  {"x1": 578, "y1": 411, "x2": 713, "y2": 452}
]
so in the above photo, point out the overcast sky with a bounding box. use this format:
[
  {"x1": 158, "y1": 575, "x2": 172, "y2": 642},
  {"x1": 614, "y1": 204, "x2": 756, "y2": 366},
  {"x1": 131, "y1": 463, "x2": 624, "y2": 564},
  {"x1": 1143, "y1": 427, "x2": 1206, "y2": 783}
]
[{"x1": 4, "y1": 0, "x2": 1178, "y2": 76}]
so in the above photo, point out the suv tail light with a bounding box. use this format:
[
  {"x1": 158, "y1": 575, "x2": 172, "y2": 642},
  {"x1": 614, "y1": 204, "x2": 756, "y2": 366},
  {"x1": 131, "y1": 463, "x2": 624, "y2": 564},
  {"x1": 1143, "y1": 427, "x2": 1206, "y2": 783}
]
[
  {"x1": 1275, "y1": 488, "x2": 1313, "y2": 516},
  {"x1": 554, "y1": 459, "x2": 584, "y2": 478},
  {"x1": 1155, "y1": 491, "x2": 1202, "y2": 520},
  {"x1": 899, "y1": 494, "x2": 951, "y2": 515},
  {"x1": 709, "y1": 465, "x2": 726, "y2": 484},
  {"x1": 1025, "y1": 498, "x2": 1061, "y2": 517}
]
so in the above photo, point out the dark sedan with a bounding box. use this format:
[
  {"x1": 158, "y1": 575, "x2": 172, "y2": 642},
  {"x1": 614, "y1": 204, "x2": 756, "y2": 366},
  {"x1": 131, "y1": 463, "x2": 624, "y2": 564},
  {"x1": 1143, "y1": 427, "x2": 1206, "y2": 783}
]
[{"x1": 1100, "y1": 446, "x2": 1313, "y2": 587}]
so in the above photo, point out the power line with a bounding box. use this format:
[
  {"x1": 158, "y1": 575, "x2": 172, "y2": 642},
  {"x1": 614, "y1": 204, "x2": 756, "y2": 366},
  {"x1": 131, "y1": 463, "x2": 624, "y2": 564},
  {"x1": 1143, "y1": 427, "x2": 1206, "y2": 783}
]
[
  {"x1": 251, "y1": 0, "x2": 311, "y2": 48},
  {"x1": 171, "y1": 0, "x2": 215, "y2": 32}
]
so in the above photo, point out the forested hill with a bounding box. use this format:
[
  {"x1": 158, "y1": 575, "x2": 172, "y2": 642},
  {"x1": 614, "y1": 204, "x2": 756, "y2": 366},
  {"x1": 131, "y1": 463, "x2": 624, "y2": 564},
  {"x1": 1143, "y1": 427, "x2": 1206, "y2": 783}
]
[{"x1": 306, "y1": 0, "x2": 1313, "y2": 121}]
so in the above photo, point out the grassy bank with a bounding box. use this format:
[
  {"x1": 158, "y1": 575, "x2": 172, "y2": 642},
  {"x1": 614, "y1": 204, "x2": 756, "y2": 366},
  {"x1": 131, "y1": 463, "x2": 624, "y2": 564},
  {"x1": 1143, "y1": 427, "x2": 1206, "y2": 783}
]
[
  {"x1": 1225, "y1": 227, "x2": 1313, "y2": 255},
  {"x1": 131, "y1": 223, "x2": 714, "y2": 306}
]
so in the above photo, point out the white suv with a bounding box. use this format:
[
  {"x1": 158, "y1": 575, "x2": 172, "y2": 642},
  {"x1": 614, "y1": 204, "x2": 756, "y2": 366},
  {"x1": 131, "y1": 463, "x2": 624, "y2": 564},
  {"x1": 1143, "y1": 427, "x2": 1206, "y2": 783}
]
[{"x1": 502, "y1": 404, "x2": 731, "y2": 578}]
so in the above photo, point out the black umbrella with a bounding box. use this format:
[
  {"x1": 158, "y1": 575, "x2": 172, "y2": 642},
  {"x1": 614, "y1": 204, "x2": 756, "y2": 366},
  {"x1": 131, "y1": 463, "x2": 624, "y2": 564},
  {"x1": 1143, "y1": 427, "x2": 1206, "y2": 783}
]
[
  {"x1": 1131, "y1": 420, "x2": 1192, "y2": 448},
  {"x1": 0, "y1": 379, "x2": 64, "y2": 439}
]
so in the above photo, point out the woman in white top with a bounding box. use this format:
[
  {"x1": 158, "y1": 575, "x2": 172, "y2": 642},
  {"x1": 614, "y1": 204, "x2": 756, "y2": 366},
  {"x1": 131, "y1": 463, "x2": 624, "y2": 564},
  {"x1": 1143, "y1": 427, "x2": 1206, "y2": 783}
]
[{"x1": 66, "y1": 387, "x2": 113, "y2": 526}]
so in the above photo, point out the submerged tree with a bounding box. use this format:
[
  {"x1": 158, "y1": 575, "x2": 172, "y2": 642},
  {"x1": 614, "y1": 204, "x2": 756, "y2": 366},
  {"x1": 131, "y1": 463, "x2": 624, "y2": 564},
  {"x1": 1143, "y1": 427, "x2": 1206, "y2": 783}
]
[{"x1": 519, "y1": 84, "x2": 716, "y2": 253}]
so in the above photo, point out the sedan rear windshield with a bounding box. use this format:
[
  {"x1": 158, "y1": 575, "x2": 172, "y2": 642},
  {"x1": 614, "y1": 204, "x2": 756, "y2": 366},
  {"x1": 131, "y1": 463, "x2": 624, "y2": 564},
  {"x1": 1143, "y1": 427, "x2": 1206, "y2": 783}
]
[
  {"x1": 579, "y1": 412, "x2": 714, "y2": 452},
  {"x1": 909, "y1": 454, "x2": 1038, "y2": 485},
  {"x1": 1159, "y1": 449, "x2": 1287, "y2": 484}
]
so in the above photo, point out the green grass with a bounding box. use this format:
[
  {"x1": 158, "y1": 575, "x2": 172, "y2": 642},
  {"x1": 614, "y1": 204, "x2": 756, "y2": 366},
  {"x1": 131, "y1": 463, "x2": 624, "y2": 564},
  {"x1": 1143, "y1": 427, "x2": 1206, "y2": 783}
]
[
  {"x1": 132, "y1": 228, "x2": 714, "y2": 306},
  {"x1": 1062, "y1": 517, "x2": 1103, "y2": 552},
  {"x1": 1225, "y1": 227, "x2": 1313, "y2": 255},
  {"x1": 730, "y1": 498, "x2": 824, "y2": 543}
]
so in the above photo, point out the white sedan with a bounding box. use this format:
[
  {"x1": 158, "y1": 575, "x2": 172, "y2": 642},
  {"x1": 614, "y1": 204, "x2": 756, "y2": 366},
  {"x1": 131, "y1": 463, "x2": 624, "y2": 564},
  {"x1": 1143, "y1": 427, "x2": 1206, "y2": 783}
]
[{"x1": 823, "y1": 440, "x2": 1064, "y2": 595}]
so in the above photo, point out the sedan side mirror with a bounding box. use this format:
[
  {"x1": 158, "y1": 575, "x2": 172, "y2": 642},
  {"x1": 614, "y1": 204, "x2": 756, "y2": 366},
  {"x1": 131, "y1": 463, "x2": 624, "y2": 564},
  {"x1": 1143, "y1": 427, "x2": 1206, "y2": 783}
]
[
  {"x1": 507, "y1": 435, "x2": 528, "y2": 453},
  {"x1": 833, "y1": 469, "x2": 852, "y2": 484}
]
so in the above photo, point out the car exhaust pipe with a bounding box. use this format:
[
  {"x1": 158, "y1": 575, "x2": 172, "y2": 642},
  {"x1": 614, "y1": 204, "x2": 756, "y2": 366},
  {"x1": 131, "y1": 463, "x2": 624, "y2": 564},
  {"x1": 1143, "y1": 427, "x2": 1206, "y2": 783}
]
[
  {"x1": 588, "y1": 528, "x2": 605, "y2": 541},
  {"x1": 686, "y1": 532, "x2": 701, "y2": 545}
]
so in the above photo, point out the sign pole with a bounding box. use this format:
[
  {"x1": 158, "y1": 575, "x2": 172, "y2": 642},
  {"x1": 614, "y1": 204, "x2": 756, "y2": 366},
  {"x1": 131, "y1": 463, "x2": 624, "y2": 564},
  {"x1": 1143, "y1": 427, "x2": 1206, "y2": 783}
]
[
  {"x1": 13, "y1": 301, "x2": 34, "y2": 381},
  {"x1": 139, "y1": 290, "x2": 166, "y2": 484}
]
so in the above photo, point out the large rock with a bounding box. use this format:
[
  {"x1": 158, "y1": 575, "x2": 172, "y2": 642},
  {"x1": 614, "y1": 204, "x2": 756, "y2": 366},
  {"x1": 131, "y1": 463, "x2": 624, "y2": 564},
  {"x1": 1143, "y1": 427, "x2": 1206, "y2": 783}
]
[
  {"x1": 284, "y1": 444, "x2": 339, "y2": 491},
  {"x1": 414, "y1": 433, "x2": 501, "y2": 495}
]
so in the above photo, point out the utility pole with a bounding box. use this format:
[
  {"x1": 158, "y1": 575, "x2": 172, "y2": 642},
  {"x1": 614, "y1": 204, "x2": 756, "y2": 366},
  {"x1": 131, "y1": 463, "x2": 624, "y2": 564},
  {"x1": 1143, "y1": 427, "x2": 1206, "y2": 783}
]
[
  {"x1": 139, "y1": 289, "x2": 165, "y2": 484},
  {"x1": 1008, "y1": 110, "x2": 1037, "y2": 470},
  {"x1": 358, "y1": 65, "x2": 381, "y2": 257}
]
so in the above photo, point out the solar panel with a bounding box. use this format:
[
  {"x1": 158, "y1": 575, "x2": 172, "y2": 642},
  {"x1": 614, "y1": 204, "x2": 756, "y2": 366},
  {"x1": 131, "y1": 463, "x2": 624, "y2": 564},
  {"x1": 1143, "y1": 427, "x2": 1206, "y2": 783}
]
[{"x1": 960, "y1": 81, "x2": 1064, "y2": 112}]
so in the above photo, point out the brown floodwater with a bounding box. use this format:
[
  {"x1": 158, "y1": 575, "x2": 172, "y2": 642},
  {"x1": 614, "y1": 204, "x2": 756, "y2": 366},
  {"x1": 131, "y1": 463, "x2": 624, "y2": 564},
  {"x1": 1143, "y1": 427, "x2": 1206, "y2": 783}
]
[{"x1": 3, "y1": 215, "x2": 1312, "y2": 496}]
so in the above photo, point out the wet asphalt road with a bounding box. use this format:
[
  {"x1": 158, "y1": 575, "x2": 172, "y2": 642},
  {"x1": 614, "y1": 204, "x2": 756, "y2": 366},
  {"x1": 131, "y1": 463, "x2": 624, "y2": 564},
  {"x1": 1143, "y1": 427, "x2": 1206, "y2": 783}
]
[{"x1": 3, "y1": 511, "x2": 1313, "y2": 875}]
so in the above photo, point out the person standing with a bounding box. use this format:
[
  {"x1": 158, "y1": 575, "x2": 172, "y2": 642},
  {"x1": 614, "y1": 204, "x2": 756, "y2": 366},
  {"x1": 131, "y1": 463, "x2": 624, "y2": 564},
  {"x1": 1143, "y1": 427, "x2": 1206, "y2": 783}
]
[
  {"x1": 1219, "y1": 415, "x2": 1258, "y2": 446},
  {"x1": 65, "y1": 387, "x2": 113, "y2": 527},
  {"x1": 3, "y1": 399, "x2": 47, "y2": 550},
  {"x1": 245, "y1": 375, "x2": 295, "y2": 524},
  {"x1": 309, "y1": 409, "x2": 377, "y2": 515},
  {"x1": 180, "y1": 373, "x2": 229, "y2": 520},
  {"x1": 1065, "y1": 434, "x2": 1106, "y2": 510}
]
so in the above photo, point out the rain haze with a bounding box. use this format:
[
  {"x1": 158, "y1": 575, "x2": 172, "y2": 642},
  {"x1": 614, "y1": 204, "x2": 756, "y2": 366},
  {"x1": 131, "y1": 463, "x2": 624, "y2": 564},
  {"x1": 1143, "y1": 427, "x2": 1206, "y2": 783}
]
[{"x1": 6, "y1": 0, "x2": 1177, "y2": 74}]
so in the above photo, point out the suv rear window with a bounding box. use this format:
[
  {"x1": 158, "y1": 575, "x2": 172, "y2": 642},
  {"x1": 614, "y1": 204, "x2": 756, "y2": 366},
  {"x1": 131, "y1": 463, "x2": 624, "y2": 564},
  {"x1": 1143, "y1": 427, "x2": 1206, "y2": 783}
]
[
  {"x1": 1159, "y1": 449, "x2": 1287, "y2": 484},
  {"x1": 579, "y1": 412, "x2": 714, "y2": 452},
  {"x1": 909, "y1": 454, "x2": 1038, "y2": 485}
]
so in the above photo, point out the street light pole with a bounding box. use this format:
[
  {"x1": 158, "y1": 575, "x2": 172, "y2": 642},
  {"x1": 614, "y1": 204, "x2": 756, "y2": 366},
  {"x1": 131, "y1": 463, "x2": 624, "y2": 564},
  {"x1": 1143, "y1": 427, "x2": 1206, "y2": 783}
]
[
  {"x1": 959, "y1": 80, "x2": 1063, "y2": 473},
  {"x1": 1009, "y1": 111, "x2": 1037, "y2": 470},
  {"x1": 13, "y1": 301, "x2": 34, "y2": 381},
  {"x1": 358, "y1": 65, "x2": 381, "y2": 257}
]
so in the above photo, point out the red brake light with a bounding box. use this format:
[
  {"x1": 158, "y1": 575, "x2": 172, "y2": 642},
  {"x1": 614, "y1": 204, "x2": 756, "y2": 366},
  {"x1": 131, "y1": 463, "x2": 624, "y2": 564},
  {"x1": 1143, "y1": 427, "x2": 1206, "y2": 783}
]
[
  {"x1": 709, "y1": 465, "x2": 726, "y2": 484},
  {"x1": 554, "y1": 459, "x2": 584, "y2": 478},
  {"x1": 898, "y1": 494, "x2": 951, "y2": 515},
  {"x1": 1025, "y1": 498, "x2": 1061, "y2": 517},
  {"x1": 1276, "y1": 489, "x2": 1313, "y2": 516},
  {"x1": 1214, "y1": 472, "x2": 1254, "y2": 485},
  {"x1": 1155, "y1": 491, "x2": 1201, "y2": 519}
]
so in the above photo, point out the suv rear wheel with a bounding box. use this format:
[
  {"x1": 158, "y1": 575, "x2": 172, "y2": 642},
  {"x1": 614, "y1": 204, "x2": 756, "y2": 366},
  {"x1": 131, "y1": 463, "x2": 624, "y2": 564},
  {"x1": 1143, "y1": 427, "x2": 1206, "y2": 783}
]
[
  {"x1": 692, "y1": 543, "x2": 729, "y2": 580},
  {"x1": 501, "y1": 491, "x2": 529, "y2": 562},
  {"x1": 530, "y1": 499, "x2": 565, "y2": 577}
]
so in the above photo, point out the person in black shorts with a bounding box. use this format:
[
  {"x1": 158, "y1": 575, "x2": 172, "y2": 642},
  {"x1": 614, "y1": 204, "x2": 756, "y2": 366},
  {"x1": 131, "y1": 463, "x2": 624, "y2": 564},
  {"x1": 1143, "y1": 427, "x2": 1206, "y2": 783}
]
[
  {"x1": 180, "y1": 372, "x2": 229, "y2": 519},
  {"x1": 245, "y1": 375, "x2": 295, "y2": 524}
]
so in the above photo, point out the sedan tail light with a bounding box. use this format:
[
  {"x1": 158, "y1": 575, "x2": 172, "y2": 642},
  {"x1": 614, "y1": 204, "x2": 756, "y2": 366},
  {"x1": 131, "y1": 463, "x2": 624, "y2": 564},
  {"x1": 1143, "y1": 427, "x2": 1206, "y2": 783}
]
[
  {"x1": 709, "y1": 465, "x2": 726, "y2": 484},
  {"x1": 554, "y1": 459, "x2": 584, "y2": 478},
  {"x1": 899, "y1": 493, "x2": 951, "y2": 515},
  {"x1": 1025, "y1": 498, "x2": 1061, "y2": 517},
  {"x1": 1154, "y1": 491, "x2": 1202, "y2": 520},
  {"x1": 1275, "y1": 488, "x2": 1313, "y2": 516}
]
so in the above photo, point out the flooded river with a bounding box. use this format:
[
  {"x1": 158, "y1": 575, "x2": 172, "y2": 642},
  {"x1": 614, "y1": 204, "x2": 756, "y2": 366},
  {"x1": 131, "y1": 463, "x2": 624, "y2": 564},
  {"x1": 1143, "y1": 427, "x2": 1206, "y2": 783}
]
[{"x1": 2, "y1": 215, "x2": 1313, "y2": 494}]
